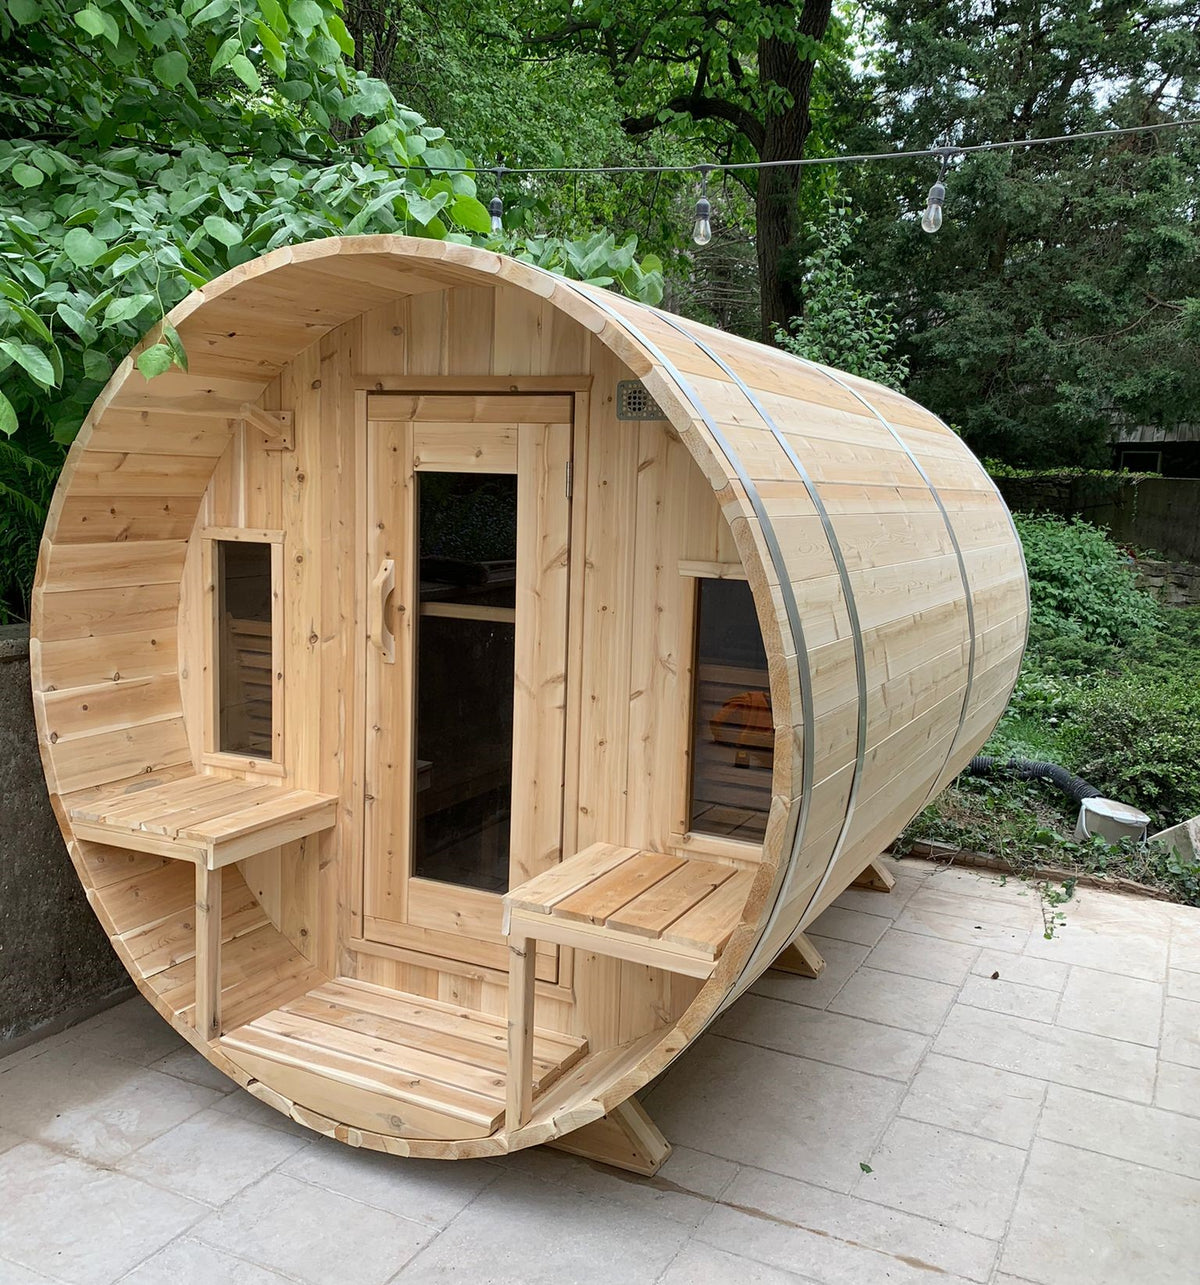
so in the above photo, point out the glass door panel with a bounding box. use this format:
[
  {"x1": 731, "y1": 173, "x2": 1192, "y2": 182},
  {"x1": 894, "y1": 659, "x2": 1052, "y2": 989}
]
[{"x1": 414, "y1": 472, "x2": 518, "y2": 892}]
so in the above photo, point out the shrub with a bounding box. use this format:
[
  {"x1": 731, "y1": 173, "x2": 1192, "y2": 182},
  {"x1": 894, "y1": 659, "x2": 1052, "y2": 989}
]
[
  {"x1": 1062, "y1": 674, "x2": 1200, "y2": 829},
  {"x1": 1014, "y1": 512, "x2": 1160, "y2": 646}
]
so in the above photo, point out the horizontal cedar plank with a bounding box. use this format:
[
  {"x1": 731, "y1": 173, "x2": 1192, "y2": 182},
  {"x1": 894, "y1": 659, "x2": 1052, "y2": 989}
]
[
  {"x1": 230, "y1": 1014, "x2": 503, "y2": 1127},
  {"x1": 40, "y1": 540, "x2": 188, "y2": 593},
  {"x1": 48, "y1": 716, "x2": 191, "y2": 795},
  {"x1": 612, "y1": 859, "x2": 737, "y2": 939},
  {"x1": 369, "y1": 393, "x2": 572, "y2": 422},
  {"x1": 121, "y1": 868, "x2": 265, "y2": 975},
  {"x1": 150, "y1": 922, "x2": 311, "y2": 1008},
  {"x1": 661, "y1": 867, "x2": 755, "y2": 954},
  {"x1": 38, "y1": 674, "x2": 181, "y2": 741},
  {"x1": 35, "y1": 628, "x2": 179, "y2": 690},
  {"x1": 74, "y1": 841, "x2": 170, "y2": 890},
  {"x1": 505, "y1": 843, "x2": 641, "y2": 915},
  {"x1": 182, "y1": 791, "x2": 337, "y2": 843},
  {"x1": 321, "y1": 979, "x2": 584, "y2": 1062},
  {"x1": 87, "y1": 412, "x2": 235, "y2": 458},
  {"x1": 69, "y1": 452, "x2": 217, "y2": 497},
  {"x1": 282, "y1": 994, "x2": 573, "y2": 1091},
  {"x1": 257, "y1": 1006, "x2": 508, "y2": 1103},
  {"x1": 141, "y1": 783, "x2": 282, "y2": 837},
  {"x1": 37, "y1": 582, "x2": 179, "y2": 643},
  {"x1": 101, "y1": 859, "x2": 196, "y2": 936},
  {"x1": 552, "y1": 851, "x2": 686, "y2": 926},
  {"x1": 70, "y1": 774, "x2": 214, "y2": 825},
  {"x1": 52, "y1": 494, "x2": 200, "y2": 543}
]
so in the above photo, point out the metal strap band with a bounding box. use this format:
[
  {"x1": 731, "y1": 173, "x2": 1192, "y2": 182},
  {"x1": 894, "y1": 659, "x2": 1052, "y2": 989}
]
[
  {"x1": 649, "y1": 313, "x2": 870, "y2": 987},
  {"x1": 797, "y1": 361, "x2": 979, "y2": 831},
  {"x1": 552, "y1": 278, "x2": 818, "y2": 996}
]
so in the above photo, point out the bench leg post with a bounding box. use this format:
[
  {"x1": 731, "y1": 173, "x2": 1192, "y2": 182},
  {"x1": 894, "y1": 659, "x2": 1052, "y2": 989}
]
[
  {"x1": 506, "y1": 935, "x2": 537, "y2": 1132},
  {"x1": 852, "y1": 858, "x2": 896, "y2": 893},
  {"x1": 194, "y1": 863, "x2": 222, "y2": 1041},
  {"x1": 772, "y1": 931, "x2": 826, "y2": 978}
]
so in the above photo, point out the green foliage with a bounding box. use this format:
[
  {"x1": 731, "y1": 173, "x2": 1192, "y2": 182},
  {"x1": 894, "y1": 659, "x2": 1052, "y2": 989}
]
[
  {"x1": 773, "y1": 199, "x2": 909, "y2": 388},
  {"x1": 1063, "y1": 672, "x2": 1200, "y2": 830},
  {"x1": 1013, "y1": 512, "x2": 1160, "y2": 645},
  {"x1": 0, "y1": 0, "x2": 662, "y2": 449},
  {"x1": 841, "y1": 0, "x2": 1200, "y2": 466},
  {"x1": 0, "y1": 431, "x2": 61, "y2": 622},
  {"x1": 902, "y1": 776, "x2": 1200, "y2": 908}
]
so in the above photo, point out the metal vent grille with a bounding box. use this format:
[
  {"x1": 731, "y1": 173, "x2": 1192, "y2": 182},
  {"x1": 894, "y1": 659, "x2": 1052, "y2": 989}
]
[{"x1": 616, "y1": 379, "x2": 667, "y2": 421}]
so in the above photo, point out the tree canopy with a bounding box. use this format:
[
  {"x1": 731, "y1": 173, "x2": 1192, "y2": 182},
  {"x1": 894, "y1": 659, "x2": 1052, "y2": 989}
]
[
  {"x1": 515, "y1": 0, "x2": 848, "y2": 338},
  {"x1": 0, "y1": 0, "x2": 663, "y2": 447},
  {"x1": 2, "y1": 0, "x2": 1199, "y2": 617},
  {"x1": 840, "y1": 0, "x2": 1200, "y2": 465}
]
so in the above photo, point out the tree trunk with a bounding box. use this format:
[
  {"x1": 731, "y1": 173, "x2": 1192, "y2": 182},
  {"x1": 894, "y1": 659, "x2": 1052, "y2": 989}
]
[
  {"x1": 755, "y1": 165, "x2": 804, "y2": 340},
  {"x1": 754, "y1": 3, "x2": 832, "y2": 340}
]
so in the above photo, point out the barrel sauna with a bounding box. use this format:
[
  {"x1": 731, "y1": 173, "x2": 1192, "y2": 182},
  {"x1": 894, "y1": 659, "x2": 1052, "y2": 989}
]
[{"x1": 32, "y1": 237, "x2": 1028, "y2": 1173}]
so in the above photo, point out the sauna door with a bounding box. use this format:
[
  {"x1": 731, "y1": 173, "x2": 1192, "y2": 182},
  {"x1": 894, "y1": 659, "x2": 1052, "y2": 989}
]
[{"x1": 362, "y1": 394, "x2": 573, "y2": 971}]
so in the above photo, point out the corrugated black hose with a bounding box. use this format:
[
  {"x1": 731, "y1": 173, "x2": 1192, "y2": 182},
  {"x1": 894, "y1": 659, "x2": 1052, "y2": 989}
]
[{"x1": 965, "y1": 756, "x2": 1103, "y2": 804}]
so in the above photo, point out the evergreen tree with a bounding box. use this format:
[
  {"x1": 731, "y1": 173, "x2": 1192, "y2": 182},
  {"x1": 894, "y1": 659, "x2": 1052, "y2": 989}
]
[{"x1": 843, "y1": 0, "x2": 1200, "y2": 465}]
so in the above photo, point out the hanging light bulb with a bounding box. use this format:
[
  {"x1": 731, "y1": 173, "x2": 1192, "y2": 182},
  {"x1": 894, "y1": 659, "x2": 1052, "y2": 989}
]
[
  {"x1": 921, "y1": 149, "x2": 951, "y2": 234},
  {"x1": 693, "y1": 195, "x2": 713, "y2": 246},
  {"x1": 489, "y1": 160, "x2": 507, "y2": 236},
  {"x1": 921, "y1": 181, "x2": 944, "y2": 233},
  {"x1": 692, "y1": 164, "x2": 714, "y2": 246}
]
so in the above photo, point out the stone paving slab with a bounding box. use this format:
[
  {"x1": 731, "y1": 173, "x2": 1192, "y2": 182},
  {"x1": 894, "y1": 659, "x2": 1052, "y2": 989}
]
[{"x1": 1, "y1": 856, "x2": 1197, "y2": 1284}]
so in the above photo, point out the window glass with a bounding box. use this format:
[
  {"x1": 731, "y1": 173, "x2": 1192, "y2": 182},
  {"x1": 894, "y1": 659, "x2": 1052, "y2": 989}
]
[
  {"x1": 688, "y1": 578, "x2": 774, "y2": 842},
  {"x1": 216, "y1": 540, "x2": 273, "y2": 758}
]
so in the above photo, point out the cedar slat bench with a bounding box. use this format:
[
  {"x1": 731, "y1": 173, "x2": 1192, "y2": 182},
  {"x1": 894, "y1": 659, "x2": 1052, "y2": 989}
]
[
  {"x1": 67, "y1": 773, "x2": 337, "y2": 1040},
  {"x1": 503, "y1": 842, "x2": 754, "y2": 1129}
]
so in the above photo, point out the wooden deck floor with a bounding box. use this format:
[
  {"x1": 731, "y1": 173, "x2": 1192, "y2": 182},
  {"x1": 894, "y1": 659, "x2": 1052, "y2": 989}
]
[{"x1": 221, "y1": 978, "x2": 588, "y2": 1141}]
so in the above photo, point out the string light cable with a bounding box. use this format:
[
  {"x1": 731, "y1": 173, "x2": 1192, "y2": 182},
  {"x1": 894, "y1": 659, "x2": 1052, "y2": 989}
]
[{"x1": 444, "y1": 117, "x2": 1200, "y2": 237}]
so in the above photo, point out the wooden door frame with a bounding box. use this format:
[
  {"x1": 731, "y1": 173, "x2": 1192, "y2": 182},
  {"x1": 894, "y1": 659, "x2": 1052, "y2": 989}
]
[{"x1": 349, "y1": 380, "x2": 591, "y2": 993}]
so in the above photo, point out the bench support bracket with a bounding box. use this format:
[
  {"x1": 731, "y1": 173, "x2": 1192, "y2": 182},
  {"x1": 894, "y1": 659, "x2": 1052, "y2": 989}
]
[
  {"x1": 548, "y1": 1098, "x2": 671, "y2": 1176},
  {"x1": 852, "y1": 858, "x2": 896, "y2": 893},
  {"x1": 772, "y1": 931, "x2": 826, "y2": 978}
]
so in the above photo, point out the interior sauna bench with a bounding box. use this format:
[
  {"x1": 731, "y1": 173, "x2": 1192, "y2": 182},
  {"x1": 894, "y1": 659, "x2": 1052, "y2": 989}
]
[
  {"x1": 504, "y1": 842, "x2": 754, "y2": 1129},
  {"x1": 65, "y1": 771, "x2": 591, "y2": 1141},
  {"x1": 67, "y1": 772, "x2": 338, "y2": 1040}
]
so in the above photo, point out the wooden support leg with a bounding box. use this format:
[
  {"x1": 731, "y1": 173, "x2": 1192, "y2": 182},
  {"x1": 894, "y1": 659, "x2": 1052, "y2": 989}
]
[
  {"x1": 194, "y1": 863, "x2": 222, "y2": 1041},
  {"x1": 506, "y1": 935, "x2": 536, "y2": 1132},
  {"x1": 548, "y1": 1098, "x2": 671, "y2": 1177},
  {"x1": 852, "y1": 858, "x2": 896, "y2": 893},
  {"x1": 771, "y1": 931, "x2": 826, "y2": 978}
]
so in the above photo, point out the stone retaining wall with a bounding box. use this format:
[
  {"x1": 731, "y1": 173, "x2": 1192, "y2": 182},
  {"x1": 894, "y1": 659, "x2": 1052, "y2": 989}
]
[
  {"x1": 1135, "y1": 557, "x2": 1200, "y2": 607},
  {"x1": 0, "y1": 625, "x2": 130, "y2": 1054},
  {"x1": 995, "y1": 474, "x2": 1200, "y2": 565}
]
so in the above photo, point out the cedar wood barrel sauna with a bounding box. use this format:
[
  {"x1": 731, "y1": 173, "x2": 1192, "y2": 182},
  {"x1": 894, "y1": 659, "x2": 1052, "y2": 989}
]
[{"x1": 32, "y1": 236, "x2": 1028, "y2": 1174}]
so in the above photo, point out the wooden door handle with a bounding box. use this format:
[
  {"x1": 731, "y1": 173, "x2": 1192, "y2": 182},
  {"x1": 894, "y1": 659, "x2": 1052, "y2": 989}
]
[{"x1": 369, "y1": 558, "x2": 396, "y2": 664}]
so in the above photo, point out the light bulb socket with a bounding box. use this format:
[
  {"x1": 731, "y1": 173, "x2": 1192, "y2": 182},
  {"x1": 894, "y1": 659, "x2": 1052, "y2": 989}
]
[
  {"x1": 926, "y1": 180, "x2": 946, "y2": 207},
  {"x1": 488, "y1": 194, "x2": 503, "y2": 219},
  {"x1": 695, "y1": 195, "x2": 711, "y2": 221}
]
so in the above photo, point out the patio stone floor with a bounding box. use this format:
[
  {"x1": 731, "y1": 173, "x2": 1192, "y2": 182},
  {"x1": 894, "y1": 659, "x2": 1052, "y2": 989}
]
[{"x1": 2, "y1": 855, "x2": 1198, "y2": 1284}]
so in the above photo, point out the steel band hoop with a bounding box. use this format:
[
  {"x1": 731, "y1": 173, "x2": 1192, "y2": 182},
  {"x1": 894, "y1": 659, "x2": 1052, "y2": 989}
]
[
  {"x1": 553, "y1": 277, "x2": 819, "y2": 1018},
  {"x1": 649, "y1": 314, "x2": 871, "y2": 991}
]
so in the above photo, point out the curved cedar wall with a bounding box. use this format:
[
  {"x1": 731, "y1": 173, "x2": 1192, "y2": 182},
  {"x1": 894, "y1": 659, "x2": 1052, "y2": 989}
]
[{"x1": 32, "y1": 237, "x2": 1027, "y2": 1151}]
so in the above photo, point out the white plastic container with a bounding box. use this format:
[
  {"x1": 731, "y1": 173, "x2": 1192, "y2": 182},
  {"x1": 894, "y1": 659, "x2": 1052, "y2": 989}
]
[{"x1": 1074, "y1": 797, "x2": 1151, "y2": 845}]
